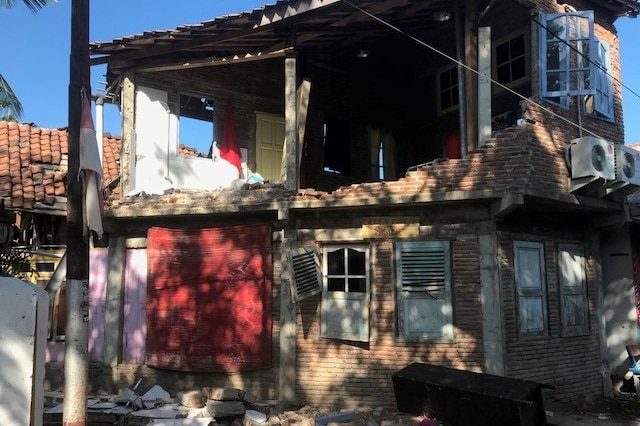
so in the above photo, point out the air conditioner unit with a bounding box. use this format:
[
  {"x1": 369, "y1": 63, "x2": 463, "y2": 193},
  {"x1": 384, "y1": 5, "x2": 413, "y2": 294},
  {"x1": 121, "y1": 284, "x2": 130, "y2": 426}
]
[
  {"x1": 615, "y1": 144, "x2": 640, "y2": 186},
  {"x1": 569, "y1": 136, "x2": 615, "y2": 181},
  {"x1": 605, "y1": 144, "x2": 640, "y2": 199}
]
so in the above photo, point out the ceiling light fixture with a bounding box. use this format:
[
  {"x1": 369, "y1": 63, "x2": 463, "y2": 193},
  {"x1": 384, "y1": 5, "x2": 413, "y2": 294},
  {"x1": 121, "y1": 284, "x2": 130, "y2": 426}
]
[
  {"x1": 431, "y1": 11, "x2": 451, "y2": 22},
  {"x1": 356, "y1": 49, "x2": 370, "y2": 59}
]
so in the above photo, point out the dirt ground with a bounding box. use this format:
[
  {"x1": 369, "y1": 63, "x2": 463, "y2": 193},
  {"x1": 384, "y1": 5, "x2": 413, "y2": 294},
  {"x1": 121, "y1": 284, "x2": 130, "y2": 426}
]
[{"x1": 545, "y1": 394, "x2": 640, "y2": 425}]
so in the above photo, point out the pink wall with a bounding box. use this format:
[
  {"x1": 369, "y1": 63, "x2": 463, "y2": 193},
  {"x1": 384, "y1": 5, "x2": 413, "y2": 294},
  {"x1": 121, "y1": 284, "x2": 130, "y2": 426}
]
[{"x1": 123, "y1": 249, "x2": 147, "y2": 363}]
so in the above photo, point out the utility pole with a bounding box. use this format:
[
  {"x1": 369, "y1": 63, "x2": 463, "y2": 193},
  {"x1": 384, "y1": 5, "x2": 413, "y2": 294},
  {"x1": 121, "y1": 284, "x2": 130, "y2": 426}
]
[{"x1": 63, "y1": 0, "x2": 90, "y2": 425}]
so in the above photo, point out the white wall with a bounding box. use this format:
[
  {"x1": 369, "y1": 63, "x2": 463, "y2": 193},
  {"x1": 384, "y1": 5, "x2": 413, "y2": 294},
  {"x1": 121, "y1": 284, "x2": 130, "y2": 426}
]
[
  {"x1": 601, "y1": 223, "x2": 637, "y2": 386},
  {"x1": 0, "y1": 278, "x2": 48, "y2": 426},
  {"x1": 132, "y1": 86, "x2": 240, "y2": 194}
]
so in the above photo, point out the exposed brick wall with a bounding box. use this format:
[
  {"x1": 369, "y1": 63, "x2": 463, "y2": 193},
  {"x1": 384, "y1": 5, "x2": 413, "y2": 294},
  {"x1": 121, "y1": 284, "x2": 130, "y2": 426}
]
[
  {"x1": 292, "y1": 208, "x2": 603, "y2": 409},
  {"x1": 498, "y1": 218, "x2": 602, "y2": 401},
  {"x1": 294, "y1": 214, "x2": 486, "y2": 410}
]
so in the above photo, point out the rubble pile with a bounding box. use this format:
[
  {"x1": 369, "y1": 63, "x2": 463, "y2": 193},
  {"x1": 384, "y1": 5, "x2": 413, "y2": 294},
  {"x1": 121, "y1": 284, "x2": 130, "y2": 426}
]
[{"x1": 43, "y1": 386, "x2": 422, "y2": 426}]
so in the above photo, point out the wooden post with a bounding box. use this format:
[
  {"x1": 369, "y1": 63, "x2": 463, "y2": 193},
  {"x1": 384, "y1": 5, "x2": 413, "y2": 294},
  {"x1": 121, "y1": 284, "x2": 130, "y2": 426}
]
[
  {"x1": 465, "y1": 0, "x2": 479, "y2": 153},
  {"x1": 120, "y1": 72, "x2": 135, "y2": 195},
  {"x1": 284, "y1": 52, "x2": 299, "y2": 191},
  {"x1": 478, "y1": 26, "x2": 492, "y2": 146},
  {"x1": 279, "y1": 51, "x2": 298, "y2": 403},
  {"x1": 63, "y1": 0, "x2": 90, "y2": 425}
]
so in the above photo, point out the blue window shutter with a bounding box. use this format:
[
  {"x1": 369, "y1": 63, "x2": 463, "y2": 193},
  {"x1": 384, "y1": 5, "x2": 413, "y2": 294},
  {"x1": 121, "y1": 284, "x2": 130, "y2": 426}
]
[
  {"x1": 593, "y1": 39, "x2": 614, "y2": 119},
  {"x1": 558, "y1": 244, "x2": 589, "y2": 336},
  {"x1": 396, "y1": 241, "x2": 453, "y2": 341},
  {"x1": 539, "y1": 11, "x2": 595, "y2": 98}
]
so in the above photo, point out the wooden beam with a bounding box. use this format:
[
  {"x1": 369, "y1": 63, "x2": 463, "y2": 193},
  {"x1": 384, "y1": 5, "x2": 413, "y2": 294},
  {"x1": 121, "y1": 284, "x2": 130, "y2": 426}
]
[
  {"x1": 259, "y1": 0, "x2": 342, "y2": 26},
  {"x1": 91, "y1": 25, "x2": 271, "y2": 67},
  {"x1": 134, "y1": 48, "x2": 289, "y2": 73}
]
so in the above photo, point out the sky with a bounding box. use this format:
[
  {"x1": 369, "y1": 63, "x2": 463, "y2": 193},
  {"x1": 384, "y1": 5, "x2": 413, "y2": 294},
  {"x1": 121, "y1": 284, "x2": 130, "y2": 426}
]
[
  {"x1": 1, "y1": 0, "x2": 268, "y2": 153},
  {"x1": 3, "y1": 0, "x2": 640, "y2": 147}
]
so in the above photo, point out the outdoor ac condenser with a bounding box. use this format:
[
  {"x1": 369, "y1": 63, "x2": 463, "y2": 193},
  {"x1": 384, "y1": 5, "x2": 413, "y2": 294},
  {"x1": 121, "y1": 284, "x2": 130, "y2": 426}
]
[
  {"x1": 605, "y1": 143, "x2": 640, "y2": 199},
  {"x1": 614, "y1": 144, "x2": 640, "y2": 187},
  {"x1": 569, "y1": 136, "x2": 616, "y2": 181}
]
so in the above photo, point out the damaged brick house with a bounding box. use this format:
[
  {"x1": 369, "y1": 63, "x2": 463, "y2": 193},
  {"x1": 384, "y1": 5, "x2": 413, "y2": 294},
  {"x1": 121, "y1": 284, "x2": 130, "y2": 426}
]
[{"x1": 50, "y1": 0, "x2": 640, "y2": 408}]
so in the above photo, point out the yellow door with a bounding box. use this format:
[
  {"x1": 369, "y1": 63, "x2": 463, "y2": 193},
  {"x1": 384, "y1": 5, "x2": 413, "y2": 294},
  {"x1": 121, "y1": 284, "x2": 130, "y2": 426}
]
[{"x1": 255, "y1": 112, "x2": 285, "y2": 182}]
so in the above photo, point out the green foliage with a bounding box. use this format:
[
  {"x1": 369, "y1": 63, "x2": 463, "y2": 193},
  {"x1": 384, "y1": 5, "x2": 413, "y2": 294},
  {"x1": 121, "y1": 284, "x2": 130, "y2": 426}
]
[
  {"x1": 0, "y1": 0, "x2": 54, "y2": 13},
  {"x1": 0, "y1": 75, "x2": 23, "y2": 121},
  {"x1": 0, "y1": 0, "x2": 56, "y2": 121},
  {"x1": 0, "y1": 246, "x2": 37, "y2": 280}
]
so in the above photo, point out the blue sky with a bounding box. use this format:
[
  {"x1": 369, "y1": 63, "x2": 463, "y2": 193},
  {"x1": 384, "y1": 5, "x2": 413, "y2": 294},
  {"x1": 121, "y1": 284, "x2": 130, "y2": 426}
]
[
  {"x1": 3, "y1": 0, "x2": 640, "y2": 149},
  {"x1": 2, "y1": 0, "x2": 268, "y2": 153}
]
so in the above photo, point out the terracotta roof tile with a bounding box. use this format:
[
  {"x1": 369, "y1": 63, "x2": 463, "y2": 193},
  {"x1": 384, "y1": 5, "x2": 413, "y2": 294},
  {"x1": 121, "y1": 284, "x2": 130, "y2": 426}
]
[{"x1": 0, "y1": 121, "x2": 121, "y2": 212}]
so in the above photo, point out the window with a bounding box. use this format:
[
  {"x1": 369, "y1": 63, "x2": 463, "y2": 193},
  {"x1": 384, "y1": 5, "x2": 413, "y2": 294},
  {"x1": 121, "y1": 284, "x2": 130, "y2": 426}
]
[
  {"x1": 514, "y1": 241, "x2": 548, "y2": 337},
  {"x1": 493, "y1": 32, "x2": 529, "y2": 87},
  {"x1": 583, "y1": 39, "x2": 614, "y2": 121},
  {"x1": 539, "y1": 11, "x2": 594, "y2": 98},
  {"x1": 135, "y1": 87, "x2": 215, "y2": 158},
  {"x1": 368, "y1": 127, "x2": 397, "y2": 180},
  {"x1": 323, "y1": 116, "x2": 351, "y2": 175},
  {"x1": 558, "y1": 244, "x2": 589, "y2": 336},
  {"x1": 437, "y1": 66, "x2": 459, "y2": 114},
  {"x1": 395, "y1": 241, "x2": 453, "y2": 341},
  {"x1": 179, "y1": 94, "x2": 215, "y2": 156},
  {"x1": 538, "y1": 9, "x2": 614, "y2": 119},
  {"x1": 290, "y1": 246, "x2": 323, "y2": 302},
  {"x1": 321, "y1": 246, "x2": 369, "y2": 342}
]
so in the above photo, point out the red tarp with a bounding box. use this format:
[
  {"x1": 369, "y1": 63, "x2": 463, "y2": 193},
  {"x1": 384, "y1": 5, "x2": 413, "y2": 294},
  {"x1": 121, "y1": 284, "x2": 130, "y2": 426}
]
[
  {"x1": 146, "y1": 224, "x2": 272, "y2": 372},
  {"x1": 219, "y1": 100, "x2": 242, "y2": 173}
]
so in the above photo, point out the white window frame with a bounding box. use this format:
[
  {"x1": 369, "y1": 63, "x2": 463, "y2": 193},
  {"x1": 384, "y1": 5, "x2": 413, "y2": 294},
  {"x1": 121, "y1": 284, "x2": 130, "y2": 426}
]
[
  {"x1": 493, "y1": 30, "x2": 530, "y2": 90},
  {"x1": 514, "y1": 241, "x2": 548, "y2": 338},
  {"x1": 558, "y1": 243, "x2": 589, "y2": 336},
  {"x1": 395, "y1": 240, "x2": 453, "y2": 341},
  {"x1": 437, "y1": 65, "x2": 459, "y2": 115},
  {"x1": 538, "y1": 10, "x2": 594, "y2": 99},
  {"x1": 320, "y1": 245, "x2": 370, "y2": 342}
]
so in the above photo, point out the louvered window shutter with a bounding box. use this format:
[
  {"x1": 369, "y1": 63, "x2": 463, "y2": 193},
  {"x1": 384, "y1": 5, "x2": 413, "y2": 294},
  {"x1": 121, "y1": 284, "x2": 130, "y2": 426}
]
[
  {"x1": 558, "y1": 244, "x2": 589, "y2": 336},
  {"x1": 396, "y1": 241, "x2": 453, "y2": 341},
  {"x1": 290, "y1": 246, "x2": 322, "y2": 302}
]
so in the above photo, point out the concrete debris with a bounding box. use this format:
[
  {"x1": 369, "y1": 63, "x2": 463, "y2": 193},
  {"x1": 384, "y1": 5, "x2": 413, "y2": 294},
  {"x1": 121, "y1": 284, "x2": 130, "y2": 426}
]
[
  {"x1": 180, "y1": 390, "x2": 207, "y2": 408},
  {"x1": 204, "y1": 387, "x2": 245, "y2": 401},
  {"x1": 143, "y1": 384, "x2": 171, "y2": 402},
  {"x1": 206, "y1": 400, "x2": 247, "y2": 417},
  {"x1": 43, "y1": 387, "x2": 422, "y2": 426},
  {"x1": 144, "y1": 421, "x2": 213, "y2": 426},
  {"x1": 130, "y1": 403, "x2": 189, "y2": 418}
]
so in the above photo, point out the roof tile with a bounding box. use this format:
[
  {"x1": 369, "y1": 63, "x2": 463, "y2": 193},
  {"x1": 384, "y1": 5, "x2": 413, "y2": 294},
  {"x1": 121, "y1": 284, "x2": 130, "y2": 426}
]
[{"x1": 0, "y1": 121, "x2": 121, "y2": 213}]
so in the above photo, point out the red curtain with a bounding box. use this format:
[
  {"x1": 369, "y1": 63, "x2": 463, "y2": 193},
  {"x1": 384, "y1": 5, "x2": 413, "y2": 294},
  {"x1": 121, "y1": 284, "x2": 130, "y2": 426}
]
[
  {"x1": 219, "y1": 100, "x2": 242, "y2": 173},
  {"x1": 146, "y1": 224, "x2": 272, "y2": 372}
]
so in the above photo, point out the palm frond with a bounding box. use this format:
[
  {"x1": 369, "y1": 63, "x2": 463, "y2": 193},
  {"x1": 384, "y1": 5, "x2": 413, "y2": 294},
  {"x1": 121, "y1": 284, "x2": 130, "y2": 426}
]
[
  {"x1": 0, "y1": 75, "x2": 23, "y2": 120},
  {"x1": 0, "y1": 0, "x2": 55, "y2": 13}
]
